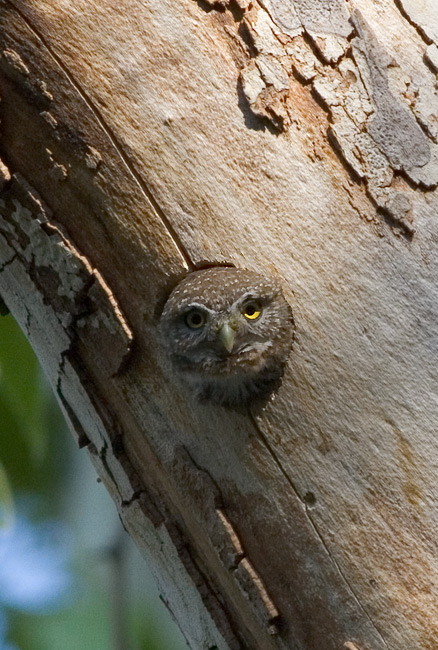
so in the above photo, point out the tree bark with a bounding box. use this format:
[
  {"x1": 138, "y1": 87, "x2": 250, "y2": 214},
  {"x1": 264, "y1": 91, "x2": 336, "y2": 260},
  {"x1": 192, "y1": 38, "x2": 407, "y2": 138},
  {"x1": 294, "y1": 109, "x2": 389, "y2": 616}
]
[{"x1": 0, "y1": 1, "x2": 437, "y2": 649}]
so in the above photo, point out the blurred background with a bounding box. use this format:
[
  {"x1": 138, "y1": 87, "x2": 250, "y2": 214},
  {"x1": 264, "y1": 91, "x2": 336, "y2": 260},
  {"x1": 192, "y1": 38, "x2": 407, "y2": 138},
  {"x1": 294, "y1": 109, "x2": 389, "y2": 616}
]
[{"x1": 0, "y1": 312, "x2": 188, "y2": 650}]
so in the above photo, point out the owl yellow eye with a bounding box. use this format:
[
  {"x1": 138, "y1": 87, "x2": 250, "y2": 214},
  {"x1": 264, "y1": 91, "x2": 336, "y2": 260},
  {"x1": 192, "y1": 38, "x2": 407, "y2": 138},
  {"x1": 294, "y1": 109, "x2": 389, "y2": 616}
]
[
  {"x1": 184, "y1": 309, "x2": 206, "y2": 329},
  {"x1": 242, "y1": 300, "x2": 262, "y2": 320}
]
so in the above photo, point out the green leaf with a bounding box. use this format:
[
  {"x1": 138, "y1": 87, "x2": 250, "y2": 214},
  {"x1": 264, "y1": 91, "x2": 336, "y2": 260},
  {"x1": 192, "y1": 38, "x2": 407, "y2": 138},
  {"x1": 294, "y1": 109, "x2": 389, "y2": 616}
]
[
  {"x1": 0, "y1": 314, "x2": 67, "y2": 498},
  {"x1": 0, "y1": 459, "x2": 14, "y2": 528}
]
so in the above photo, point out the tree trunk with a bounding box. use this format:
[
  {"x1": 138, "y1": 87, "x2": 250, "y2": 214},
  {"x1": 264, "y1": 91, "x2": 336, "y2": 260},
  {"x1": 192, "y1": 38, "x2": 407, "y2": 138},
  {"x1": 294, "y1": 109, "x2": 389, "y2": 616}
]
[{"x1": 0, "y1": 0, "x2": 437, "y2": 648}]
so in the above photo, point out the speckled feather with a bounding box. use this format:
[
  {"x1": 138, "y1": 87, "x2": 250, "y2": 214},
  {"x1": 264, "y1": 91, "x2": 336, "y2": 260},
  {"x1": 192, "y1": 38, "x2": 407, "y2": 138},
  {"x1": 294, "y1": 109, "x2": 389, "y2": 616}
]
[{"x1": 159, "y1": 267, "x2": 293, "y2": 407}]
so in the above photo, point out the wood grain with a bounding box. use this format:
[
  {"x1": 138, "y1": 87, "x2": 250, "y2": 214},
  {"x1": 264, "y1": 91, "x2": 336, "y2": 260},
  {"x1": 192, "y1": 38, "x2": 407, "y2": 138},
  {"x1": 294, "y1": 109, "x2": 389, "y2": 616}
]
[{"x1": 0, "y1": 0, "x2": 437, "y2": 648}]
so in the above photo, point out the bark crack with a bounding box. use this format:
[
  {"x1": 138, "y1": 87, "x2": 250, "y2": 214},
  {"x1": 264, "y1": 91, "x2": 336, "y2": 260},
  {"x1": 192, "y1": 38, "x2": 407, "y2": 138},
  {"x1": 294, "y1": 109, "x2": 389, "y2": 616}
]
[
  {"x1": 249, "y1": 412, "x2": 392, "y2": 650},
  {"x1": 393, "y1": 0, "x2": 434, "y2": 47},
  {"x1": 4, "y1": 0, "x2": 194, "y2": 272},
  {"x1": 172, "y1": 447, "x2": 282, "y2": 635},
  {"x1": 0, "y1": 251, "x2": 17, "y2": 273},
  {"x1": 167, "y1": 520, "x2": 245, "y2": 650},
  {"x1": 197, "y1": 0, "x2": 427, "y2": 234}
]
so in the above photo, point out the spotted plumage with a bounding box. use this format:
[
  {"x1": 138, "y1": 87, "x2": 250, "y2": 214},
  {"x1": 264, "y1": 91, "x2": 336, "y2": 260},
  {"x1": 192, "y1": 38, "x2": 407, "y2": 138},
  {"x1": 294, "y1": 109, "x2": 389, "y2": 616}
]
[{"x1": 159, "y1": 267, "x2": 294, "y2": 407}]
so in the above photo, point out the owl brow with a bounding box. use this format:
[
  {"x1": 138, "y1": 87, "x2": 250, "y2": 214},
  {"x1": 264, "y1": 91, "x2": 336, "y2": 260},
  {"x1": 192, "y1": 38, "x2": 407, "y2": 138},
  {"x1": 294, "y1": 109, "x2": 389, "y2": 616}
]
[
  {"x1": 180, "y1": 303, "x2": 213, "y2": 316},
  {"x1": 239, "y1": 292, "x2": 264, "y2": 304}
]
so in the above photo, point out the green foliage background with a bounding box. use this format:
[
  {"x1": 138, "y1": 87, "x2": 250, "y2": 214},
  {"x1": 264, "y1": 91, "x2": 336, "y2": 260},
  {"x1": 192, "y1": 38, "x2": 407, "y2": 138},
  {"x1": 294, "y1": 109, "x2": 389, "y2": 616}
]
[{"x1": 0, "y1": 314, "x2": 187, "y2": 650}]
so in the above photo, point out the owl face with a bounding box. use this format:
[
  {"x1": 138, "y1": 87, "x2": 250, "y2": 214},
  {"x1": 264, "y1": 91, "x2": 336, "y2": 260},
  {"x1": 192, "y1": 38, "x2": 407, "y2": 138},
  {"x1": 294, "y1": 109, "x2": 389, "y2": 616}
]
[{"x1": 159, "y1": 267, "x2": 293, "y2": 406}]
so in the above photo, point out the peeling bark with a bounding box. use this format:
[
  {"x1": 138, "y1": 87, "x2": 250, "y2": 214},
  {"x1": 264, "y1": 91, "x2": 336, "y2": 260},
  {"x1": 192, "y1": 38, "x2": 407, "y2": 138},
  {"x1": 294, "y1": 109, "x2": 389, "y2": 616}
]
[{"x1": 0, "y1": 1, "x2": 437, "y2": 649}]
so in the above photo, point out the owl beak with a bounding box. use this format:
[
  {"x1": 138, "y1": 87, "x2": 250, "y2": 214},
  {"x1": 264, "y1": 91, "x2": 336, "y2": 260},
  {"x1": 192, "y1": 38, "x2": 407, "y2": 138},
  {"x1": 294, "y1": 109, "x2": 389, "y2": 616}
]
[{"x1": 218, "y1": 322, "x2": 236, "y2": 353}]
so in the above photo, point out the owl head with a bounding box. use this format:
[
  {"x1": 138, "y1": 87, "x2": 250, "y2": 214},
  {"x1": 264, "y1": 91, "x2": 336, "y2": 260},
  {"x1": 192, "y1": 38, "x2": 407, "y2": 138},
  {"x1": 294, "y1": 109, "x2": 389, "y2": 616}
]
[{"x1": 159, "y1": 267, "x2": 293, "y2": 407}]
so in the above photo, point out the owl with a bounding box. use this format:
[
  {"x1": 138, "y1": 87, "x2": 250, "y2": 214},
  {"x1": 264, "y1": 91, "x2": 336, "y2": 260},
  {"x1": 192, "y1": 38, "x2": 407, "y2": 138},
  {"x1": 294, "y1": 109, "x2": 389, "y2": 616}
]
[{"x1": 159, "y1": 267, "x2": 293, "y2": 407}]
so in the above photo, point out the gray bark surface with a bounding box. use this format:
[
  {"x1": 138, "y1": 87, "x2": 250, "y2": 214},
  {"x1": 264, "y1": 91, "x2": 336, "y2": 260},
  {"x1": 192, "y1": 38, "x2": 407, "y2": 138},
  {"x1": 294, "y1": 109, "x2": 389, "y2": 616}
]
[{"x1": 0, "y1": 1, "x2": 437, "y2": 649}]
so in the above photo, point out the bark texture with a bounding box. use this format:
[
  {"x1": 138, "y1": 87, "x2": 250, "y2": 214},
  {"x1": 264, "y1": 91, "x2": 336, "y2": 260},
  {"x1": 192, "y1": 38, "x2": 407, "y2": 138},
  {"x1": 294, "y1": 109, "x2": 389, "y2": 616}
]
[{"x1": 0, "y1": 1, "x2": 437, "y2": 649}]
